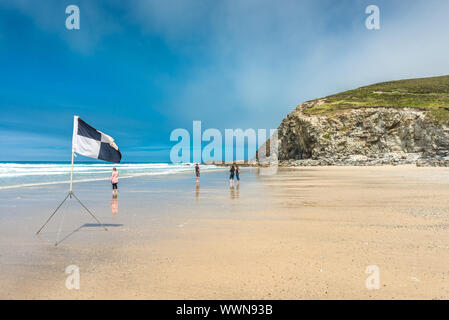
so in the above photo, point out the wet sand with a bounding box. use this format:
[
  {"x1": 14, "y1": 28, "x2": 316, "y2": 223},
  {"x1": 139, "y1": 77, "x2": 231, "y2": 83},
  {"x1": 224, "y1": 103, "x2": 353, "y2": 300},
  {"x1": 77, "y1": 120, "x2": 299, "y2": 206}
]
[{"x1": 2, "y1": 166, "x2": 449, "y2": 299}]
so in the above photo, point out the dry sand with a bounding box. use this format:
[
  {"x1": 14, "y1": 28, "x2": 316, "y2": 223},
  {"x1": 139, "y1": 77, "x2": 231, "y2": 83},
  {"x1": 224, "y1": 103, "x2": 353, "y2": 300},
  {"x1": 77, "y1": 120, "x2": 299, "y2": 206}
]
[{"x1": 2, "y1": 166, "x2": 449, "y2": 299}]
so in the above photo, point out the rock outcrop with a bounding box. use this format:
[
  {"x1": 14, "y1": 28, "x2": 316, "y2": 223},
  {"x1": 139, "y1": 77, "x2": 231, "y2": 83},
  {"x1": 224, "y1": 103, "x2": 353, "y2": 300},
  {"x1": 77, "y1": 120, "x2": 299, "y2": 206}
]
[{"x1": 274, "y1": 100, "x2": 449, "y2": 166}]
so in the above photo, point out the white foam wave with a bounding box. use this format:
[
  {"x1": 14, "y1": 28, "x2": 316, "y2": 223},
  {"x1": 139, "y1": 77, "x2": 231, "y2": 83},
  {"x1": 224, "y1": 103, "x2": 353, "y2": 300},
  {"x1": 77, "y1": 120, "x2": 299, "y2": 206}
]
[{"x1": 0, "y1": 162, "x2": 222, "y2": 190}]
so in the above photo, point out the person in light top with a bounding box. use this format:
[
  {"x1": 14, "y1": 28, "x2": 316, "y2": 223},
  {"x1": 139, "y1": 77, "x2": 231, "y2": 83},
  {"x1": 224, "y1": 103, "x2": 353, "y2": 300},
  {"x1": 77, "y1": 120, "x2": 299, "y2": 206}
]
[{"x1": 111, "y1": 167, "x2": 119, "y2": 197}]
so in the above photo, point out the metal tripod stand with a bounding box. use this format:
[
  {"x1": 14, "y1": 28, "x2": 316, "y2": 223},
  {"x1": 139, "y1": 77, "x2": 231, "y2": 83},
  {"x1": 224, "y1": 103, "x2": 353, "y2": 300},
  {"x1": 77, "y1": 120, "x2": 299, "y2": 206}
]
[{"x1": 35, "y1": 152, "x2": 108, "y2": 243}]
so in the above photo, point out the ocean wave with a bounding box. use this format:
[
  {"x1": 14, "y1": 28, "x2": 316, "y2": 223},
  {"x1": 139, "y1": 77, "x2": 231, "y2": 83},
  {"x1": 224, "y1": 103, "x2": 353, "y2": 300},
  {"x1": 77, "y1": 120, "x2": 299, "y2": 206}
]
[{"x1": 0, "y1": 162, "x2": 221, "y2": 190}]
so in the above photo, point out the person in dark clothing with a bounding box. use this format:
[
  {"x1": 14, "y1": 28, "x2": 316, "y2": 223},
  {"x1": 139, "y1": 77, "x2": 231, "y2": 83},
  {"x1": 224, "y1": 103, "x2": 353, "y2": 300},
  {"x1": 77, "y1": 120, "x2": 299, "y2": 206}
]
[
  {"x1": 195, "y1": 163, "x2": 200, "y2": 185},
  {"x1": 229, "y1": 165, "x2": 235, "y2": 187}
]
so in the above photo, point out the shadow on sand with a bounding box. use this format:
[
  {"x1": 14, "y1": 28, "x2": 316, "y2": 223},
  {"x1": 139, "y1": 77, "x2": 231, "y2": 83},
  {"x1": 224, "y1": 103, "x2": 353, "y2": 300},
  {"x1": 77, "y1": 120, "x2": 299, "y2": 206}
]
[{"x1": 54, "y1": 223, "x2": 123, "y2": 246}]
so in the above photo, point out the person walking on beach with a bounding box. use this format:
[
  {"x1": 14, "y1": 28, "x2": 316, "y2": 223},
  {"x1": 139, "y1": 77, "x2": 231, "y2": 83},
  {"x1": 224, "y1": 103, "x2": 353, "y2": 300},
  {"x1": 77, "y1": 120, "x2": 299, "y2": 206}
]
[
  {"x1": 235, "y1": 165, "x2": 240, "y2": 186},
  {"x1": 229, "y1": 165, "x2": 235, "y2": 187},
  {"x1": 111, "y1": 167, "x2": 119, "y2": 197},
  {"x1": 195, "y1": 163, "x2": 200, "y2": 185}
]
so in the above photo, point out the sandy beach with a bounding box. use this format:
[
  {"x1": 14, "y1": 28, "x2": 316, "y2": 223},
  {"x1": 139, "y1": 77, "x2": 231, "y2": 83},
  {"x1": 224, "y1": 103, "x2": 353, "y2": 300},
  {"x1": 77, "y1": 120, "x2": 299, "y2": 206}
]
[{"x1": 2, "y1": 166, "x2": 449, "y2": 299}]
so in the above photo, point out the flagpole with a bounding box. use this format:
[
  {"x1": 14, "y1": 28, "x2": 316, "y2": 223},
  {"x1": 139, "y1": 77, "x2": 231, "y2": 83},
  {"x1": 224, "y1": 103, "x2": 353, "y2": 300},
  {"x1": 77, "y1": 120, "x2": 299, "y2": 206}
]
[{"x1": 69, "y1": 151, "x2": 74, "y2": 194}]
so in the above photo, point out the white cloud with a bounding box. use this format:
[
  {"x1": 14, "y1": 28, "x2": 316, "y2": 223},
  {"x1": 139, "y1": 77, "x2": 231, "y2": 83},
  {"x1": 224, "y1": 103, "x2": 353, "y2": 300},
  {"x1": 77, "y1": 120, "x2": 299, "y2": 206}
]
[{"x1": 133, "y1": 0, "x2": 449, "y2": 129}]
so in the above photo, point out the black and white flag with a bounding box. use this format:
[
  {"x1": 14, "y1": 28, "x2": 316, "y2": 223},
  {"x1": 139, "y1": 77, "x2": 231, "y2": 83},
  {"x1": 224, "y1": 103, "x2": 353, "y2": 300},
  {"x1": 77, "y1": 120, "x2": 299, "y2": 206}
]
[{"x1": 72, "y1": 116, "x2": 122, "y2": 163}]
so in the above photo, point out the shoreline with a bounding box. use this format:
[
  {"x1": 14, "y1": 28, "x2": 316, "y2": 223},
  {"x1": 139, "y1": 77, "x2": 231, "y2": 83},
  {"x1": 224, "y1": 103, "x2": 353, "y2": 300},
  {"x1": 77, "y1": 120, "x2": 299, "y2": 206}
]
[
  {"x1": 0, "y1": 165, "x2": 227, "y2": 191},
  {"x1": 216, "y1": 161, "x2": 449, "y2": 167}
]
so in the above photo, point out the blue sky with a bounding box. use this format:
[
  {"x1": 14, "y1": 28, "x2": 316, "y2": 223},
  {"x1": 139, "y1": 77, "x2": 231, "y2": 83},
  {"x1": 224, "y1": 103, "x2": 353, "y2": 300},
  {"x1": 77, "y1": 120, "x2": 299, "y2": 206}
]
[{"x1": 1, "y1": 0, "x2": 449, "y2": 162}]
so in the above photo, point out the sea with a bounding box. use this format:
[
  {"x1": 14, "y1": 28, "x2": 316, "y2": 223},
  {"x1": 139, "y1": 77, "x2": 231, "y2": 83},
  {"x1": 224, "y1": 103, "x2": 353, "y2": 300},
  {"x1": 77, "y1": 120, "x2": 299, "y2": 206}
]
[{"x1": 0, "y1": 161, "x2": 221, "y2": 190}]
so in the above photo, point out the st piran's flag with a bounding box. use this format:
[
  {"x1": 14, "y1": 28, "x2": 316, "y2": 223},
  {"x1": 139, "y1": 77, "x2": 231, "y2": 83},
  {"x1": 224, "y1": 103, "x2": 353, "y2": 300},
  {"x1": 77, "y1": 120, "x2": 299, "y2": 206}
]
[{"x1": 72, "y1": 116, "x2": 122, "y2": 163}]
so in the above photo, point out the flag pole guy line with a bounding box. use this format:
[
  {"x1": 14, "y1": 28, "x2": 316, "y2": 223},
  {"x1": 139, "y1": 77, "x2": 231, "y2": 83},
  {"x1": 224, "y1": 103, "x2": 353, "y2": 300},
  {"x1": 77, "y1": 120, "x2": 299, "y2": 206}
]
[{"x1": 36, "y1": 115, "x2": 122, "y2": 245}]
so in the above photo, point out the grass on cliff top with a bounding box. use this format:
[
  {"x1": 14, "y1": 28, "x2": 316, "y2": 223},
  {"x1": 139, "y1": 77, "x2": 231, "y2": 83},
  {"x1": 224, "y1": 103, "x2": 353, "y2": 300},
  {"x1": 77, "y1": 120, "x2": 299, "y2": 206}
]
[{"x1": 304, "y1": 75, "x2": 449, "y2": 122}]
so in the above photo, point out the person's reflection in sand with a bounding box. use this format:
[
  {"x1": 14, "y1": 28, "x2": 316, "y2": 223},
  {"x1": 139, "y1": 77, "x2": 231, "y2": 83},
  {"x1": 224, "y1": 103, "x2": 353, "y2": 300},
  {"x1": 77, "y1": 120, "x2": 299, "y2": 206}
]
[
  {"x1": 230, "y1": 186, "x2": 235, "y2": 199},
  {"x1": 230, "y1": 185, "x2": 240, "y2": 200},
  {"x1": 195, "y1": 184, "x2": 200, "y2": 202},
  {"x1": 111, "y1": 196, "x2": 118, "y2": 216}
]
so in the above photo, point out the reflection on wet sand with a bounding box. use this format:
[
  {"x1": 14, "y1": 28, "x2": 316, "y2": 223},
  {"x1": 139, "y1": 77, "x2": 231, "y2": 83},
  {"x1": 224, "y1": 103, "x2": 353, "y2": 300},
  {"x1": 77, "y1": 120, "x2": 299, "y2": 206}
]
[
  {"x1": 230, "y1": 185, "x2": 240, "y2": 199},
  {"x1": 195, "y1": 184, "x2": 200, "y2": 202},
  {"x1": 111, "y1": 197, "x2": 118, "y2": 216}
]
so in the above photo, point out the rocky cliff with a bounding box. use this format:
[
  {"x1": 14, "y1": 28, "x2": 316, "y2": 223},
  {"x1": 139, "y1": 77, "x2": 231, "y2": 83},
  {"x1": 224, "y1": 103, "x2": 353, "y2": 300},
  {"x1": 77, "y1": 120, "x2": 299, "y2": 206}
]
[{"x1": 271, "y1": 76, "x2": 449, "y2": 166}]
